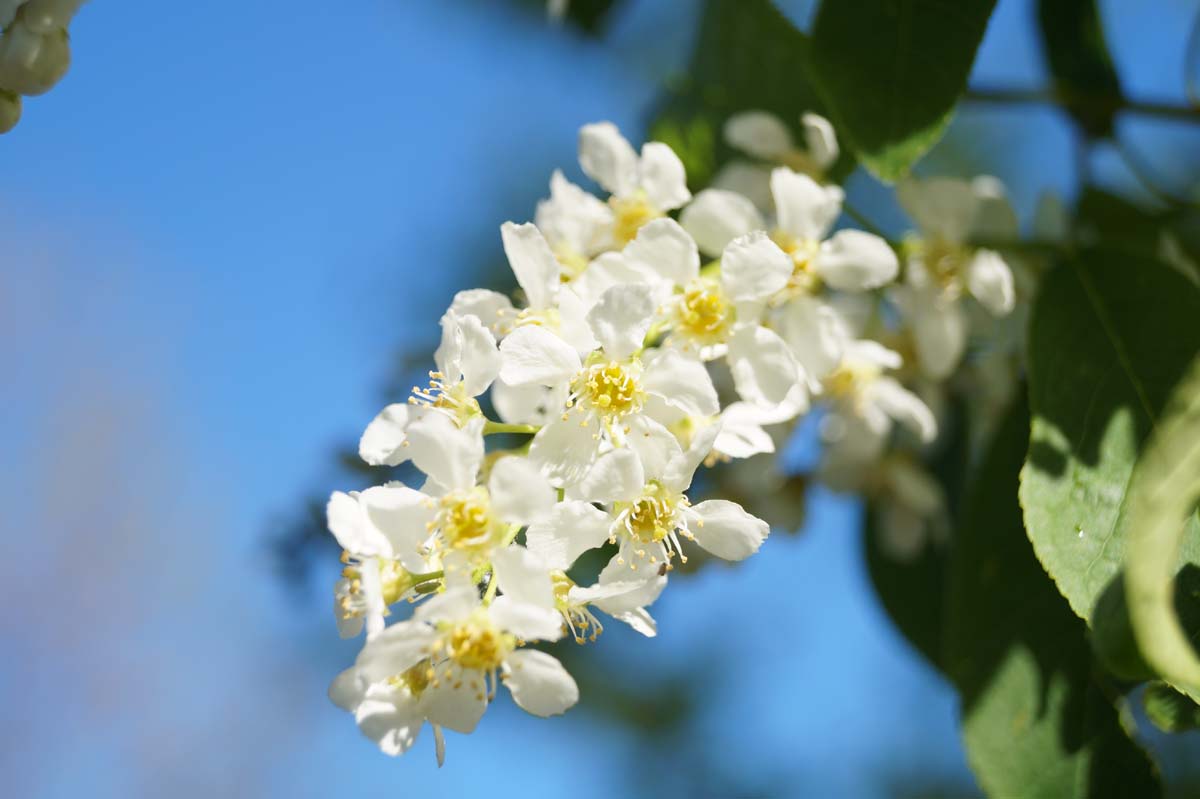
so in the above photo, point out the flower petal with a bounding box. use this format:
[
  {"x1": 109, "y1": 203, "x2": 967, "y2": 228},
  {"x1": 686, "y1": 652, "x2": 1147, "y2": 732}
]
[
  {"x1": 355, "y1": 620, "x2": 438, "y2": 685},
  {"x1": 680, "y1": 188, "x2": 765, "y2": 257},
  {"x1": 356, "y1": 688, "x2": 424, "y2": 756},
  {"x1": 535, "y1": 169, "x2": 613, "y2": 257},
  {"x1": 728, "y1": 324, "x2": 802, "y2": 408},
  {"x1": 724, "y1": 110, "x2": 793, "y2": 160},
  {"x1": 528, "y1": 415, "x2": 600, "y2": 487},
  {"x1": 503, "y1": 649, "x2": 579, "y2": 717},
  {"x1": 661, "y1": 421, "x2": 720, "y2": 492},
  {"x1": 800, "y1": 112, "x2": 839, "y2": 170},
  {"x1": 771, "y1": 167, "x2": 843, "y2": 241},
  {"x1": 638, "y1": 141, "x2": 691, "y2": 210},
  {"x1": 328, "y1": 491, "x2": 390, "y2": 557},
  {"x1": 435, "y1": 311, "x2": 500, "y2": 396},
  {"x1": 498, "y1": 325, "x2": 581, "y2": 387},
  {"x1": 329, "y1": 666, "x2": 367, "y2": 711},
  {"x1": 487, "y1": 455, "x2": 555, "y2": 525},
  {"x1": 624, "y1": 414, "x2": 683, "y2": 479},
  {"x1": 579, "y1": 121, "x2": 639, "y2": 197},
  {"x1": 711, "y1": 161, "x2": 775, "y2": 212},
  {"x1": 568, "y1": 447, "x2": 645, "y2": 504},
  {"x1": 642, "y1": 348, "x2": 719, "y2": 417},
  {"x1": 780, "y1": 295, "x2": 845, "y2": 383},
  {"x1": 867, "y1": 377, "x2": 938, "y2": 443},
  {"x1": 965, "y1": 249, "x2": 1015, "y2": 316},
  {"x1": 688, "y1": 499, "x2": 769, "y2": 560},
  {"x1": 450, "y1": 288, "x2": 513, "y2": 330},
  {"x1": 491, "y1": 596, "x2": 564, "y2": 641},
  {"x1": 420, "y1": 664, "x2": 488, "y2": 734},
  {"x1": 815, "y1": 230, "x2": 898, "y2": 291},
  {"x1": 501, "y1": 221, "x2": 559, "y2": 310},
  {"x1": 491, "y1": 544, "x2": 555, "y2": 608},
  {"x1": 405, "y1": 413, "x2": 483, "y2": 491},
  {"x1": 892, "y1": 285, "x2": 967, "y2": 380},
  {"x1": 720, "y1": 230, "x2": 793, "y2": 302},
  {"x1": 896, "y1": 177, "x2": 977, "y2": 243},
  {"x1": 623, "y1": 217, "x2": 700, "y2": 287},
  {"x1": 491, "y1": 377, "x2": 567, "y2": 426},
  {"x1": 359, "y1": 403, "x2": 422, "y2": 467},
  {"x1": 359, "y1": 485, "x2": 436, "y2": 564},
  {"x1": 586, "y1": 284, "x2": 657, "y2": 360},
  {"x1": 525, "y1": 500, "x2": 613, "y2": 571}
]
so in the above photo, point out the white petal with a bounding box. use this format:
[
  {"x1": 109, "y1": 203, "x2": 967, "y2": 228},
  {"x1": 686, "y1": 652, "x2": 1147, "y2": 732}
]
[
  {"x1": 970, "y1": 175, "x2": 1019, "y2": 240},
  {"x1": 405, "y1": 413, "x2": 484, "y2": 491},
  {"x1": 586, "y1": 284, "x2": 656, "y2": 360},
  {"x1": 329, "y1": 666, "x2": 366, "y2": 711},
  {"x1": 414, "y1": 585, "x2": 479, "y2": 624},
  {"x1": 637, "y1": 141, "x2": 691, "y2": 210},
  {"x1": 893, "y1": 286, "x2": 967, "y2": 380},
  {"x1": 359, "y1": 485, "x2": 436, "y2": 562},
  {"x1": 420, "y1": 665, "x2": 488, "y2": 734},
  {"x1": 599, "y1": 538, "x2": 665, "y2": 582},
  {"x1": 491, "y1": 596, "x2": 564, "y2": 641},
  {"x1": 800, "y1": 112, "x2": 839, "y2": 170},
  {"x1": 711, "y1": 161, "x2": 774, "y2": 212},
  {"x1": 965, "y1": 249, "x2": 1015, "y2": 316},
  {"x1": 624, "y1": 414, "x2": 683, "y2": 479},
  {"x1": 680, "y1": 189, "x2": 764, "y2": 257},
  {"x1": 487, "y1": 455, "x2": 556, "y2": 525},
  {"x1": 450, "y1": 288, "x2": 513, "y2": 330},
  {"x1": 868, "y1": 377, "x2": 938, "y2": 443},
  {"x1": 641, "y1": 348, "x2": 719, "y2": 417},
  {"x1": 586, "y1": 575, "x2": 667, "y2": 615},
  {"x1": 571, "y1": 251, "x2": 658, "y2": 311},
  {"x1": 328, "y1": 491, "x2": 390, "y2": 557},
  {"x1": 579, "y1": 121, "x2": 639, "y2": 197},
  {"x1": 713, "y1": 405, "x2": 776, "y2": 459},
  {"x1": 687, "y1": 499, "x2": 769, "y2": 560},
  {"x1": 491, "y1": 377, "x2": 567, "y2": 426},
  {"x1": 437, "y1": 312, "x2": 500, "y2": 396},
  {"x1": 356, "y1": 690, "x2": 424, "y2": 756},
  {"x1": 728, "y1": 325, "x2": 802, "y2": 408},
  {"x1": 536, "y1": 169, "x2": 613, "y2": 256},
  {"x1": 661, "y1": 422, "x2": 720, "y2": 492},
  {"x1": 609, "y1": 607, "x2": 658, "y2": 637},
  {"x1": 896, "y1": 177, "x2": 977, "y2": 243},
  {"x1": 502, "y1": 222, "x2": 559, "y2": 310},
  {"x1": 623, "y1": 217, "x2": 700, "y2": 287},
  {"x1": 719, "y1": 230, "x2": 793, "y2": 302},
  {"x1": 780, "y1": 295, "x2": 845, "y2": 382},
  {"x1": 724, "y1": 110, "x2": 793, "y2": 160},
  {"x1": 528, "y1": 415, "x2": 600, "y2": 487},
  {"x1": 503, "y1": 650, "x2": 579, "y2": 717},
  {"x1": 355, "y1": 621, "x2": 438, "y2": 685},
  {"x1": 556, "y1": 287, "x2": 601, "y2": 353},
  {"x1": 568, "y1": 447, "x2": 645, "y2": 504},
  {"x1": 359, "y1": 403, "x2": 420, "y2": 467},
  {"x1": 525, "y1": 500, "x2": 613, "y2": 571},
  {"x1": 491, "y1": 545, "x2": 555, "y2": 608},
  {"x1": 771, "y1": 167, "x2": 843, "y2": 241},
  {"x1": 498, "y1": 325, "x2": 581, "y2": 387},
  {"x1": 815, "y1": 230, "x2": 898, "y2": 291}
]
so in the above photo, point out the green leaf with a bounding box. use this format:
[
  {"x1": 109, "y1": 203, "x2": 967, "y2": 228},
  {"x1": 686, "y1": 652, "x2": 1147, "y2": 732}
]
[
  {"x1": 1019, "y1": 250, "x2": 1200, "y2": 623},
  {"x1": 513, "y1": 0, "x2": 624, "y2": 35},
  {"x1": 1143, "y1": 682, "x2": 1200, "y2": 733},
  {"x1": 1036, "y1": 0, "x2": 1124, "y2": 139},
  {"x1": 805, "y1": 0, "x2": 997, "y2": 182},
  {"x1": 648, "y1": 0, "x2": 846, "y2": 191},
  {"x1": 945, "y1": 397, "x2": 1162, "y2": 798}
]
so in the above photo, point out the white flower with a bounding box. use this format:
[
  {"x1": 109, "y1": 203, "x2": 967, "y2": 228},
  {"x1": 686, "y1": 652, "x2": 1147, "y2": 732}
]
[
  {"x1": 820, "y1": 339, "x2": 937, "y2": 445},
  {"x1": 893, "y1": 176, "x2": 1018, "y2": 379},
  {"x1": 578, "y1": 121, "x2": 691, "y2": 246},
  {"x1": 499, "y1": 283, "x2": 719, "y2": 486},
  {"x1": 359, "y1": 309, "x2": 500, "y2": 467},
  {"x1": 329, "y1": 665, "x2": 448, "y2": 765},
  {"x1": 526, "y1": 424, "x2": 770, "y2": 576},
  {"x1": 353, "y1": 583, "x2": 578, "y2": 730},
  {"x1": 535, "y1": 169, "x2": 614, "y2": 278}
]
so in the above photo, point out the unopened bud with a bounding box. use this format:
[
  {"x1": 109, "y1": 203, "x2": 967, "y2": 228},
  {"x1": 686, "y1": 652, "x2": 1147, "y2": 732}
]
[
  {"x1": 0, "y1": 21, "x2": 70, "y2": 96},
  {"x1": 23, "y1": 0, "x2": 87, "y2": 33},
  {"x1": 0, "y1": 88, "x2": 20, "y2": 133}
]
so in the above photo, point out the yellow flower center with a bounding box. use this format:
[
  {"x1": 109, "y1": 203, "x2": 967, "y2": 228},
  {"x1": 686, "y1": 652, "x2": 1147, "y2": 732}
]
[
  {"x1": 907, "y1": 234, "x2": 971, "y2": 291},
  {"x1": 441, "y1": 613, "x2": 515, "y2": 671},
  {"x1": 553, "y1": 243, "x2": 590, "y2": 283},
  {"x1": 410, "y1": 371, "x2": 481, "y2": 427},
  {"x1": 388, "y1": 661, "x2": 433, "y2": 697},
  {"x1": 675, "y1": 279, "x2": 733, "y2": 345},
  {"x1": 610, "y1": 193, "x2": 663, "y2": 246},
  {"x1": 550, "y1": 570, "x2": 603, "y2": 644},
  {"x1": 570, "y1": 359, "x2": 645, "y2": 421},
  {"x1": 625, "y1": 482, "x2": 683, "y2": 545},
  {"x1": 771, "y1": 231, "x2": 822, "y2": 295},
  {"x1": 435, "y1": 487, "x2": 497, "y2": 553},
  {"x1": 824, "y1": 360, "x2": 881, "y2": 400}
]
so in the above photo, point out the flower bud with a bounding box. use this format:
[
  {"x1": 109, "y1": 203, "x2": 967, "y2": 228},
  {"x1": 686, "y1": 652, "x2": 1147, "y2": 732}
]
[
  {"x1": 22, "y1": 0, "x2": 86, "y2": 33},
  {"x1": 0, "y1": 19, "x2": 70, "y2": 96},
  {"x1": 0, "y1": 88, "x2": 20, "y2": 133}
]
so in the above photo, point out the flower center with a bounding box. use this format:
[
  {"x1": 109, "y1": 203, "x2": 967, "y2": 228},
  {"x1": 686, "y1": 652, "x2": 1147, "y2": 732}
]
[
  {"x1": 553, "y1": 242, "x2": 590, "y2": 282},
  {"x1": 771, "y1": 231, "x2": 822, "y2": 295},
  {"x1": 625, "y1": 482, "x2": 682, "y2": 544},
  {"x1": 411, "y1": 371, "x2": 481, "y2": 426},
  {"x1": 435, "y1": 487, "x2": 497, "y2": 553},
  {"x1": 610, "y1": 193, "x2": 663, "y2": 246},
  {"x1": 550, "y1": 571, "x2": 603, "y2": 644},
  {"x1": 570, "y1": 359, "x2": 645, "y2": 421},
  {"x1": 441, "y1": 614, "x2": 514, "y2": 671},
  {"x1": 388, "y1": 660, "x2": 433, "y2": 697},
  {"x1": 675, "y1": 279, "x2": 733, "y2": 344},
  {"x1": 909, "y1": 235, "x2": 971, "y2": 290},
  {"x1": 824, "y1": 360, "x2": 881, "y2": 400}
]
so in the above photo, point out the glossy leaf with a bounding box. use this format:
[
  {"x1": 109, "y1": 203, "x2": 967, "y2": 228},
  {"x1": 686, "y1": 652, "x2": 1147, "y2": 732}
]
[
  {"x1": 806, "y1": 0, "x2": 997, "y2": 181},
  {"x1": 1036, "y1": 0, "x2": 1124, "y2": 138},
  {"x1": 946, "y1": 398, "x2": 1161, "y2": 798}
]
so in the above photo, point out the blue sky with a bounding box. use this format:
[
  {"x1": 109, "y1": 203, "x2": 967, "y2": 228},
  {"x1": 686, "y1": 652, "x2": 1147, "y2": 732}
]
[{"x1": 2, "y1": 1, "x2": 1197, "y2": 797}]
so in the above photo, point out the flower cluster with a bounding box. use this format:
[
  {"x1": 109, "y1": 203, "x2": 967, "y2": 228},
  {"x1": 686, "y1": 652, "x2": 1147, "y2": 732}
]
[
  {"x1": 0, "y1": 0, "x2": 86, "y2": 133},
  {"x1": 326, "y1": 115, "x2": 1028, "y2": 762}
]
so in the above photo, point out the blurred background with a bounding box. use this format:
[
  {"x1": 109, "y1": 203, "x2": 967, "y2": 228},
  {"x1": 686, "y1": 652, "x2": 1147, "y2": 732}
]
[{"x1": 3, "y1": 0, "x2": 1199, "y2": 796}]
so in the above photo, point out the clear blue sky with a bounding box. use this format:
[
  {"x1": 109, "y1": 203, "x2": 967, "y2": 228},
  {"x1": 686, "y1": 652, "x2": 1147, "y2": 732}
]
[{"x1": 2, "y1": 0, "x2": 1195, "y2": 796}]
